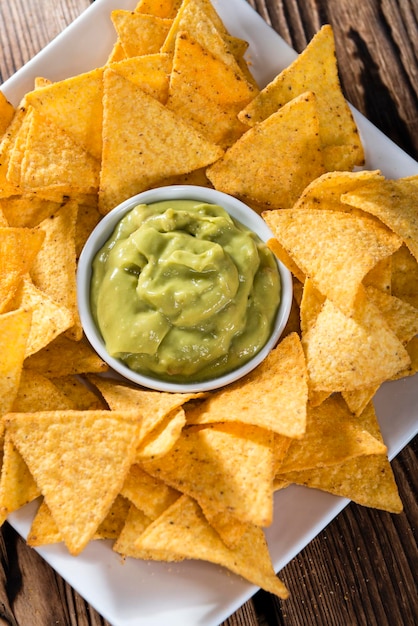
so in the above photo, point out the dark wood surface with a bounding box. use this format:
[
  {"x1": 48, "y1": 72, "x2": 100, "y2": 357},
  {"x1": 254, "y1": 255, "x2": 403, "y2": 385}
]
[{"x1": 0, "y1": 1, "x2": 417, "y2": 625}]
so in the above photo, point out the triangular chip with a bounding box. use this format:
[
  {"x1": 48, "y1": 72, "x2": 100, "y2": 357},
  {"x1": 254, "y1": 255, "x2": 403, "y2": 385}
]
[
  {"x1": 0, "y1": 226, "x2": 45, "y2": 313},
  {"x1": 239, "y1": 25, "x2": 364, "y2": 170},
  {"x1": 120, "y1": 463, "x2": 180, "y2": 519},
  {"x1": 5, "y1": 409, "x2": 141, "y2": 554},
  {"x1": 12, "y1": 369, "x2": 75, "y2": 412},
  {"x1": 135, "y1": 495, "x2": 289, "y2": 599},
  {"x1": 302, "y1": 290, "x2": 411, "y2": 391},
  {"x1": 30, "y1": 201, "x2": 81, "y2": 339},
  {"x1": 99, "y1": 70, "x2": 223, "y2": 214},
  {"x1": 111, "y1": 10, "x2": 172, "y2": 57},
  {"x1": 207, "y1": 92, "x2": 325, "y2": 209},
  {"x1": 108, "y1": 53, "x2": 172, "y2": 103},
  {"x1": 24, "y1": 68, "x2": 104, "y2": 160},
  {"x1": 142, "y1": 422, "x2": 274, "y2": 527},
  {"x1": 186, "y1": 333, "x2": 308, "y2": 439},
  {"x1": 0, "y1": 91, "x2": 15, "y2": 137},
  {"x1": 263, "y1": 208, "x2": 402, "y2": 313},
  {"x1": 135, "y1": 0, "x2": 182, "y2": 18},
  {"x1": 166, "y1": 31, "x2": 257, "y2": 147},
  {"x1": 0, "y1": 309, "x2": 32, "y2": 416},
  {"x1": 24, "y1": 335, "x2": 108, "y2": 377},
  {"x1": 341, "y1": 176, "x2": 418, "y2": 262},
  {"x1": 277, "y1": 395, "x2": 387, "y2": 474}
]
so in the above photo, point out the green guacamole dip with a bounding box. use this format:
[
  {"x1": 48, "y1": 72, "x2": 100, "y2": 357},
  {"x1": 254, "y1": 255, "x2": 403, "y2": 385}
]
[{"x1": 90, "y1": 200, "x2": 281, "y2": 383}]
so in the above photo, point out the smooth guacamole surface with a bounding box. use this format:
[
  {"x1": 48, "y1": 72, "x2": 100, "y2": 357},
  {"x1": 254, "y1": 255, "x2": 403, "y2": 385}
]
[{"x1": 90, "y1": 199, "x2": 281, "y2": 383}]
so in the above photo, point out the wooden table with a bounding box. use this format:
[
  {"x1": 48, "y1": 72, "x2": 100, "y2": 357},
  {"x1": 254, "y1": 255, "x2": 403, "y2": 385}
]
[{"x1": 0, "y1": 1, "x2": 417, "y2": 624}]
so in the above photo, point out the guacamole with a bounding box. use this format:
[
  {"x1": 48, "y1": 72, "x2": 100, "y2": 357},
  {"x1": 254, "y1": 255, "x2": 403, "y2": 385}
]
[{"x1": 90, "y1": 199, "x2": 281, "y2": 383}]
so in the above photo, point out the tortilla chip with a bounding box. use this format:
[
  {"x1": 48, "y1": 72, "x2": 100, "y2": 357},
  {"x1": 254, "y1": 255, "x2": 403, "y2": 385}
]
[
  {"x1": 30, "y1": 201, "x2": 81, "y2": 339},
  {"x1": 135, "y1": 495, "x2": 289, "y2": 599},
  {"x1": 391, "y1": 245, "x2": 418, "y2": 309},
  {"x1": 0, "y1": 309, "x2": 32, "y2": 416},
  {"x1": 263, "y1": 208, "x2": 402, "y2": 313},
  {"x1": 167, "y1": 31, "x2": 256, "y2": 147},
  {"x1": 186, "y1": 333, "x2": 308, "y2": 439},
  {"x1": 277, "y1": 395, "x2": 387, "y2": 474},
  {"x1": 135, "y1": 0, "x2": 182, "y2": 18},
  {"x1": 12, "y1": 369, "x2": 75, "y2": 412},
  {"x1": 111, "y1": 10, "x2": 172, "y2": 57},
  {"x1": 207, "y1": 92, "x2": 326, "y2": 209},
  {"x1": 302, "y1": 290, "x2": 411, "y2": 391},
  {"x1": 0, "y1": 92, "x2": 15, "y2": 137},
  {"x1": 0, "y1": 194, "x2": 65, "y2": 228},
  {"x1": 341, "y1": 176, "x2": 418, "y2": 262},
  {"x1": 0, "y1": 226, "x2": 45, "y2": 313},
  {"x1": 49, "y1": 375, "x2": 105, "y2": 410},
  {"x1": 0, "y1": 430, "x2": 40, "y2": 525},
  {"x1": 239, "y1": 24, "x2": 364, "y2": 170},
  {"x1": 142, "y1": 423, "x2": 274, "y2": 527},
  {"x1": 24, "y1": 335, "x2": 108, "y2": 377},
  {"x1": 108, "y1": 53, "x2": 172, "y2": 103},
  {"x1": 5, "y1": 409, "x2": 141, "y2": 554},
  {"x1": 120, "y1": 463, "x2": 180, "y2": 519},
  {"x1": 99, "y1": 69, "x2": 223, "y2": 214},
  {"x1": 136, "y1": 406, "x2": 186, "y2": 459},
  {"x1": 365, "y1": 284, "x2": 418, "y2": 345},
  {"x1": 24, "y1": 68, "x2": 104, "y2": 160}
]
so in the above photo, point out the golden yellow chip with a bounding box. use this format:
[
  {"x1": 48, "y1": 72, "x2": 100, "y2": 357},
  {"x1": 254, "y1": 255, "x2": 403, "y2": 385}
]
[
  {"x1": 0, "y1": 91, "x2": 15, "y2": 137},
  {"x1": 111, "y1": 10, "x2": 172, "y2": 57},
  {"x1": 99, "y1": 69, "x2": 223, "y2": 214},
  {"x1": 0, "y1": 430, "x2": 40, "y2": 525},
  {"x1": 24, "y1": 335, "x2": 108, "y2": 377},
  {"x1": 391, "y1": 245, "x2": 418, "y2": 309},
  {"x1": 239, "y1": 24, "x2": 364, "y2": 171},
  {"x1": 207, "y1": 92, "x2": 326, "y2": 209},
  {"x1": 0, "y1": 308, "x2": 32, "y2": 416},
  {"x1": 186, "y1": 333, "x2": 308, "y2": 439},
  {"x1": 135, "y1": 495, "x2": 289, "y2": 599},
  {"x1": 12, "y1": 369, "x2": 74, "y2": 412},
  {"x1": 24, "y1": 68, "x2": 104, "y2": 160},
  {"x1": 135, "y1": 0, "x2": 182, "y2": 18},
  {"x1": 341, "y1": 385, "x2": 379, "y2": 417},
  {"x1": 49, "y1": 375, "x2": 105, "y2": 410},
  {"x1": 0, "y1": 107, "x2": 26, "y2": 198},
  {"x1": 276, "y1": 402, "x2": 403, "y2": 513},
  {"x1": 120, "y1": 463, "x2": 180, "y2": 519},
  {"x1": 363, "y1": 256, "x2": 392, "y2": 293},
  {"x1": 0, "y1": 226, "x2": 45, "y2": 313},
  {"x1": 302, "y1": 290, "x2": 411, "y2": 391},
  {"x1": 108, "y1": 53, "x2": 172, "y2": 103},
  {"x1": 136, "y1": 406, "x2": 186, "y2": 460},
  {"x1": 16, "y1": 110, "x2": 100, "y2": 192},
  {"x1": 263, "y1": 208, "x2": 402, "y2": 313},
  {"x1": 365, "y1": 284, "x2": 418, "y2": 345},
  {"x1": 277, "y1": 395, "x2": 387, "y2": 474},
  {"x1": 342, "y1": 176, "x2": 418, "y2": 262},
  {"x1": 11, "y1": 277, "x2": 74, "y2": 356},
  {"x1": 166, "y1": 31, "x2": 256, "y2": 147},
  {"x1": 5, "y1": 409, "x2": 141, "y2": 555},
  {"x1": 142, "y1": 423, "x2": 274, "y2": 527},
  {"x1": 0, "y1": 194, "x2": 64, "y2": 228},
  {"x1": 30, "y1": 201, "x2": 81, "y2": 339}
]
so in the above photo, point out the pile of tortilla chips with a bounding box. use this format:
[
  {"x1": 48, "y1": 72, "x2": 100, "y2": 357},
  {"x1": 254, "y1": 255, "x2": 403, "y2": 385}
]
[{"x1": 0, "y1": 0, "x2": 417, "y2": 602}]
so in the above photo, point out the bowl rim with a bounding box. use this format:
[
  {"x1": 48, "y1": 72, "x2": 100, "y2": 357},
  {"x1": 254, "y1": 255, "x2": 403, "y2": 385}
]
[{"x1": 77, "y1": 185, "x2": 293, "y2": 393}]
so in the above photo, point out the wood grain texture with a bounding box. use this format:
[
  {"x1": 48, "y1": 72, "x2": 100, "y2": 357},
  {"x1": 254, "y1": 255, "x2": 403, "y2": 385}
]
[{"x1": 0, "y1": 1, "x2": 417, "y2": 625}]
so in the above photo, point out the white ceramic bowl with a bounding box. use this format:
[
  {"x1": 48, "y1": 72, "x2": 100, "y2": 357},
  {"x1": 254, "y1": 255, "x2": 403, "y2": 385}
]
[{"x1": 77, "y1": 185, "x2": 293, "y2": 392}]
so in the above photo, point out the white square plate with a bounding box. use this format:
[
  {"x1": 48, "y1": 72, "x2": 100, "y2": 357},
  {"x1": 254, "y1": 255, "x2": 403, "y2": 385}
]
[{"x1": 2, "y1": 1, "x2": 418, "y2": 625}]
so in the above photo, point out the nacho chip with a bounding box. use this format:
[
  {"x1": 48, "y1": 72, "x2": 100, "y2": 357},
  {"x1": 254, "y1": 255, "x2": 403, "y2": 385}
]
[
  {"x1": 24, "y1": 335, "x2": 108, "y2": 377},
  {"x1": 263, "y1": 208, "x2": 402, "y2": 313},
  {"x1": 24, "y1": 68, "x2": 104, "y2": 160},
  {"x1": 30, "y1": 201, "x2": 81, "y2": 339},
  {"x1": 0, "y1": 430, "x2": 40, "y2": 524},
  {"x1": 276, "y1": 402, "x2": 402, "y2": 513},
  {"x1": 5, "y1": 409, "x2": 141, "y2": 555},
  {"x1": 0, "y1": 194, "x2": 65, "y2": 228},
  {"x1": 120, "y1": 463, "x2": 180, "y2": 519},
  {"x1": 135, "y1": 0, "x2": 182, "y2": 18},
  {"x1": 277, "y1": 395, "x2": 387, "y2": 474},
  {"x1": 207, "y1": 92, "x2": 325, "y2": 209},
  {"x1": 365, "y1": 284, "x2": 418, "y2": 345},
  {"x1": 239, "y1": 24, "x2": 364, "y2": 171},
  {"x1": 135, "y1": 495, "x2": 289, "y2": 599},
  {"x1": 12, "y1": 370, "x2": 74, "y2": 412},
  {"x1": 49, "y1": 375, "x2": 105, "y2": 410},
  {"x1": 302, "y1": 290, "x2": 411, "y2": 391},
  {"x1": 136, "y1": 406, "x2": 186, "y2": 459},
  {"x1": 108, "y1": 53, "x2": 172, "y2": 103},
  {"x1": 142, "y1": 423, "x2": 274, "y2": 527},
  {"x1": 0, "y1": 309, "x2": 32, "y2": 416},
  {"x1": 0, "y1": 92, "x2": 15, "y2": 138},
  {"x1": 391, "y1": 245, "x2": 418, "y2": 309},
  {"x1": 16, "y1": 110, "x2": 100, "y2": 192},
  {"x1": 341, "y1": 176, "x2": 418, "y2": 262},
  {"x1": 166, "y1": 31, "x2": 256, "y2": 147},
  {"x1": 0, "y1": 226, "x2": 45, "y2": 313},
  {"x1": 111, "y1": 10, "x2": 172, "y2": 57},
  {"x1": 99, "y1": 69, "x2": 223, "y2": 214},
  {"x1": 186, "y1": 333, "x2": 308, "y2": 439}
]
